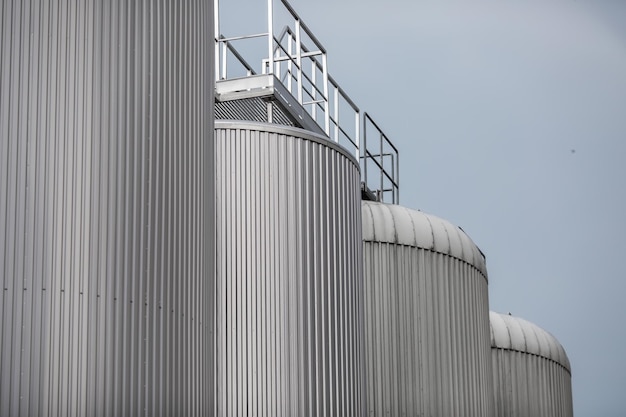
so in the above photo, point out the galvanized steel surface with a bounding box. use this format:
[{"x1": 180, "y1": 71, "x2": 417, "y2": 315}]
[
  {"x1": 215, "y1": 121, "x2": 364, "y2": 417},
  {"x1": 1, "y1": 2, "x2": 214, "y2": 416},
  {"x1": 490, "y1": 312, "x2": 573, "y2": 417},
  {"x1": 362, "y1": 201, "x2": 494, "y2": 417}
]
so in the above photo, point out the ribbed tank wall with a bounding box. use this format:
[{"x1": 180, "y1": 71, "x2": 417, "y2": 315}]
[
  {"x1": 1, "y1": 2, "x2": 214, "y2": 416},
  {"x1": 492, "y1": 350, "x2": 573, "y2": 417},
  {"x1": 362, "y1": 201, "x2": 494, "y2": 417},
  {"x1": 490, "y1": 312, "x2": 573, "y2": 417},
  {"x1": 215, "y1": 121, "x2": 364, "y2": 417}
]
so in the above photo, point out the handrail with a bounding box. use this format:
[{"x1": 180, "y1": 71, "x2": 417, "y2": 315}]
[
  {"x1": 277, "y1": 26, "x2": 360, "y2": 111},
  {"x1": 278, "y1": 0, "x2": 327, "y2": 55},
  {"x1": 216, "y1": 35, "x2": 257, "y2": 79},
  {"x1": 265, "y1": 43, "x2": 327, "y2": 104},
  {"x1": 265, "y1": 30, "x2": 361, "y2": 157}
]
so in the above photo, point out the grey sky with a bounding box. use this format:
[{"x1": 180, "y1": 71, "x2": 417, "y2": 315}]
[{"x1": 220, "y1": 1, "x2": 626, "y2": 415}]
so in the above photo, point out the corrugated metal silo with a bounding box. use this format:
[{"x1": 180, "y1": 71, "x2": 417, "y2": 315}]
[
  {"x1": 490, "y1": 311, "x2": 573, "y2": 417},
  {"x1": 362, "y1": 201, "x2": 494, "y2": 417},
  {"x1": 1, "y1": 2, "x2": 215, "y2": 415},
  {"x1": 215, "y1": 120, "x2": 364, "y2": 417}
]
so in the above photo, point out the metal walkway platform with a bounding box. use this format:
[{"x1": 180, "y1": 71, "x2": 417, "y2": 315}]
[{"x1": 216, "y1": 74, "x2": 325, "y2": 137}]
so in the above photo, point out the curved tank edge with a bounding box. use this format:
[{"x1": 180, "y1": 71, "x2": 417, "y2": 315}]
[
  {"x1": 215, "y1": 119, "x2": 360, "y2": 170},
  {"x1": 362, "y1": 200, "x2": 488, "y2": 279},
  {"x1": 490, "y1": 311, "x2": 572, "y2": 374}
]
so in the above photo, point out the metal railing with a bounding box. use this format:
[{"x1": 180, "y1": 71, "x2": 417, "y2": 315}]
[
  {"x1": 362, "y1": 113, "x2": 399, "y2": 204},
  {"x1": 215, "y1": 0, "x2": 399, "y2": 204},
  {"x1": 216, "y1": 34, "x2": 258, "y2": 78},
  {"x1": 269, "y1": 26, "x2": 361, "y2": 158}
]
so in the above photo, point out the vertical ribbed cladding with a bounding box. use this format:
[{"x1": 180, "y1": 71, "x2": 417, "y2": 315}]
[
  {"x1": 362, "y1": 201, "x2": 494, "y2": 417},
  {"x1": 490, "y1": 312, "x2": 573, "y2": 417},
  {"x1": 1, "y1": 2, "x2": 214, "y2": 416},
  {"x1": 215, "y1": 121, "x2": 364, "y2": 417}
]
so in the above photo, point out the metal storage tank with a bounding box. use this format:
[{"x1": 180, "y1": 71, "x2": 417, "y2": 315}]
[
  {"x1": 362, "y1": 201, "x2": 494, "y2": 417},
  {"x1": 490, "y1": 311, "x2": 573, "y2": 417},
  {"x1": 1, "y1": 2, "x2": 215, "y2": 415},
  {"x1": 215, "y1": 120, "x2": 364, "y2": 417}
]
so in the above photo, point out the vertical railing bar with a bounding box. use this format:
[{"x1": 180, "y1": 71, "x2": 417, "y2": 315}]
[
  {"x1": 396, "y1": 150, "x2": 400, "y2": 204},
  {"x1": 380, "y1": 130, "x2": 384, "y2": 201},
  {"x1": 354, "y1": 110, "x2": 360, "y2": 161},
  {"x1": 322, "y1": 54, "x2": 329, "y2": 135},
  {"x1": 222, "y1": 42, "x2": 228, "y2": 80},
  {"x1": 363, "y1": 113, "x2": 368, "y2": 193},
  {"x1": 275, "y1": 50, "x2": 281, "y2": 79},
  {"x1": 333, "y1": 86, "x2": 339, "y2": 143},
  {"x1": 311, "y1": 61, "x2": 317, "y2": 121},
  {"x1": 287, "y1": 35, "x2": 293, "y2": 93},
  {"x1": 215, "y1": 0, "x2": 221, "y2": 80},
  {"x1": 268, "y1": 0, "x2": 274, "y2": 75},
  {"x1": 391, "y1": 154, "x2": 396, "y2": 204},
  {"x1": 295, "y1": 18, "x2": 303, "y2": 104}
]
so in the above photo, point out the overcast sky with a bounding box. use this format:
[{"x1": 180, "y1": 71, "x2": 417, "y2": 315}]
[{"x1": 219, "y1": 1, "x2": 626, "y2": 415}]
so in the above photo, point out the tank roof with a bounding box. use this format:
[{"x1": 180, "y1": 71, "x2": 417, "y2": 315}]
[
  {"x1": 490, "y1": 311, "x2": 571, "y2": 372},
  {"x1": 361, "y1": 201, "x2": 487, "y2": 276}
]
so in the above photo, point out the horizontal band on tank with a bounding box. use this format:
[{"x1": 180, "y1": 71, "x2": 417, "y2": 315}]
[
  {"x1": 491, "y1": 347, "x2": 572, "y2": 375},
  {"x1": 490, "y1": 311, "x2": 571, "y2": 372},
  {"x1": 362, "y1": 201, "x2": 488, "y2": 277},
  {"x1": 215, "y1": 120, "x2": 360, "y2": 168}
]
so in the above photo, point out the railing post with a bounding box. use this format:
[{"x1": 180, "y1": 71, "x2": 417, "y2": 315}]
[
  {"x1": 295, "y1": 19, "x2": 303, "y2": 104},
  {"x1": 355, "y1": 110, "x2": 360, "y2": 161},
  {"x1": 267, "y1": 0, "x2": 274, "y2": 74},
  {"x1": 391, "y1": 156, "x2": 396, "y2": 204},
  {"x1": 363, "y1": 113, "x2": 368, "y2": 191},
  {"x1": 311, "y1": 61, "x2": 317, "y2": 120},
  {"x1": 221, "y1": 42, "x2": 227, "y2": 80},
  {"x1": 380, "y1": 130, "x2": 384, "y2": 202},
  {"x1": 396, "y1": 152, "x2": 400, "y2": 204},
  {"x1": 322, "y1": 54, "x2": 330, "y2": 135},
  {"x1": 287, "y1": 36, "x2": 293, "y2": 92},
  {"x1": 214, "y1": 0, "x2": 220, "y2": 80},
  {"x1": 333, "y1": 86, "x2": 339, "y2": 143}
]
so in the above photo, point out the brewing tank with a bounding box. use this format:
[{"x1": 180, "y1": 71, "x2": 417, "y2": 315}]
[
  {"x1": 215, "y1": 120, "x2": 364, "y2": 416},
  {"x1": 0, "y1": 2, "x2": 215, "y2": 415},
  {"x1": 362, "y1": 201, "x2": 494, "y2": 417},
  {"x1": 490, "y1": 311, "x2": 573, "y2": 417}
]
